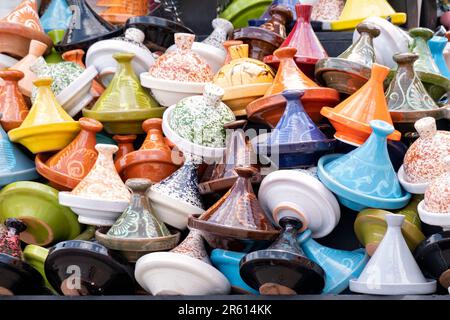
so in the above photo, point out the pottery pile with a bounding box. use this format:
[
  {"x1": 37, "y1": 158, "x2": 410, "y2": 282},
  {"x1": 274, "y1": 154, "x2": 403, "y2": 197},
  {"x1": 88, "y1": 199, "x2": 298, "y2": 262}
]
[{"x1": 0, "y1": 0, "x2": 449, "y2": 298}]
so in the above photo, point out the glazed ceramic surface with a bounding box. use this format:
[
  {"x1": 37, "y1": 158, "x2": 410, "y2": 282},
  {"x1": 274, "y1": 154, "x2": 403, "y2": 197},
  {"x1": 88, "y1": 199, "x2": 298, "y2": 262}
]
[
  {"x1": 220, "y1": 0, "x2": 271, "y2": 29},
  {"x1": 240, "y1": 217, "x2": 325, "y2": 295},
  {"x1": 258, "y1": 168, "x2": 340, "y2": 238},
  {"x1": 59, "y1": 144, "x2": 131, "y2": 226},
  {"x1": 429, "y1": 36, "x2": 450, "y2": 79},
  {"x1": 189, "y1": 167, "x2": 279, "y2": 252},
  {"x1": 45, "y1": 240, "x2": 135, "y2": 295},
  {"x1": 329, "y1": 0, "x2": 407, "y2": 31},
  {"x1": 99, "y1": 0, "x2": 148, "y2": 25},
  {"x1": 135, "y1": 230, "x2": 230, "y2": 295},
  {"x1": 321, "y1": 63, "x2": 401, "y2": 146},
  {"x1": 8, "y1": 78, "x2": 80, "y2": 154},
  {"x1": 0, "y1": 0, "x2": 52, "y2": 59},
  {"x1": 350, "y1": 214, "x2": 436, "y2": 295},
  {"x1": 0, "y1": 181, "x2": 81, "y2": 246},
  {"x1": 45, "y1": 29, "x2": 65, "y2": 65},
  {"x1": 23, "y1": 244, "x2": 54, "y2": 293},
  {"x1": 254, "y1": 90, "x2": 335, "y2": 169},
  {"x1": 86, "y1": 28, "x2": 155, "y2": 87},
  {"x1": 315, "y1": 22, "x2": 379, "y2": 96},
  {"x1": 213, "y1": 44, "x2": 275, "y2": 116},
  {"x1": 264, "y1": 4, "x2": 327, "y2": 78},
  {"x1": 352, "y1": 16, "x2": 412, "y2": 69},
  {"x1": 311, "y1": 0, "x2": 345, "y2": 22},
  {"x1": 84, "y1": 53, "x2": 163, "y2": 134},
  {"x1": 318, "y1": 120, "x2": 410, "y2": 212},
  {"x1": 114, "y1": 118, "x2": 179, "y2": 183},
  {"x1": 247, "y1": 47, "x2": 339, "y2": 127},
  {"x1": 55, "y1": 0, "x2": 122, "y2": 53},
  {"x1": 147, "y1": 157, "x2": 205, "y2": 230},
  {"x1": 0, "y1": 54, "x2": 18, "y2": 69},
  {"x1": 40, "y1": 0, "x2": 72, "y2": 33},
  {"x1": 298, "y1": 229, "x2": 368, "y2": 294},
  {"x1": 398, "y1": 117, "x2": 450, "y2": 194},
  {"x1": 35, "y1": 117, "x2": 103, "y2": 190},
  {"x1": 0, "y1": 70, "x2": 30, "y2": 132}
]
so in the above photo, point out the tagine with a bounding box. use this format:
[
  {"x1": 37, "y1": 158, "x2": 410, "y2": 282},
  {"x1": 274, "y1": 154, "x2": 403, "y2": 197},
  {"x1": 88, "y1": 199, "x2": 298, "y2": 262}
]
[{"x1": 0, "y1": 70, "x2": 30, "y2": 132}]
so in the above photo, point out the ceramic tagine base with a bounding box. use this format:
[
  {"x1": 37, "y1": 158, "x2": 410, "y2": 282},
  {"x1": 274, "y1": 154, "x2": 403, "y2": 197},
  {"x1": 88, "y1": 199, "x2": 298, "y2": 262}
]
[
  {"x1": 417, "y1": 201, "x2": 450, "y2": 230},
  {"x1": 95, "y1": 228, "x2": 180, "y2": 263},
  {"x1": 397, "y1": 166, "x2": 429, "y2": 195},
  {"x1": 44, "y1": 240, "x2": 135, "y2": 296}
]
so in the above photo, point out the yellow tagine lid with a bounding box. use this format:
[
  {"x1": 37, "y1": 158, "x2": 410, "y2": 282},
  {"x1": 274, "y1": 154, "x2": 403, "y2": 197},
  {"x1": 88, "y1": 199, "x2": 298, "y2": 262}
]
[
  {"x1": 330, "y1": 0, "x2": 407, "y2": 31},
  {"x1": 8, "y1": 78, "x2": 80, "y2": 154}
]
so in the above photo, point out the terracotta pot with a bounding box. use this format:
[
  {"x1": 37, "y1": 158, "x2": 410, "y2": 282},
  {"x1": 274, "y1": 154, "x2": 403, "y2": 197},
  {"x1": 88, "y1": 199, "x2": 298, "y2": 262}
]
[
  {"x1": 35, "y1": 117, "x2": 103, "y2": 191},
  {"x1": 11, "y1": 40, "x2": 48, "y2": 97},
  {"x1": 247, "y1": 47, "x2": 339, "y2": 127},
  {"x1": 0, "y1": 70, "x2": 30, "y2": 132},
  {"x1": 264, "y1": 4, "x2": 327, "y2": 78},
  {"x1": 0, "y1": 0, "x2": 52, "y2": 59},
  {"x1": 115, "y1": 118, "x2": 180, "y2": 183}
]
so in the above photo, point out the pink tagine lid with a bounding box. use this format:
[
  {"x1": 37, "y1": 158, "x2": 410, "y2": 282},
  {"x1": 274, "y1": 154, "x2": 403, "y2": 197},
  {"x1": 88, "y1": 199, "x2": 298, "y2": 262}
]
[
  {"x1": 148, "y1": 33, "x2": 214, "y2": 83},
  {"x1": 403, "y1": 117, "x2": 450, "y2": 184},
  {"x1": 424, "y1": 156, "x2": 450, "y2": 214}
]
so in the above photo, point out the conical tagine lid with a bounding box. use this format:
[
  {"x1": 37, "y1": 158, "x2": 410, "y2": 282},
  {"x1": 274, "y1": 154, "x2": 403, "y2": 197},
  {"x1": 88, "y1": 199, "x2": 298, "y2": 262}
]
[
  {"x1": 297, "y1": 229, "x2": 369, "y2": 294},
  {"x1": 321, "y1": 63, "x2": 401, "y2": 146},
  {"x1": 71, "y1": 144, "x2": 131, "y2": 202},
  {"x1": 202, "y1": 18, "x2": 234, "y2": 51},
  {"x1": 318, "y1": 120, "x2": 410, "y2": 212},
  {"x1": 0, "y1": 70, "x2": 30, "y2": 132},
  {"x1": 99, "y1": 0, "x2": 148, "y2": 25},
  {"x1": 40, "y1": 0, "x2": 72, "y2": 33},
  {"x1": 350, "y1": 214, "x2": 436, "y2": 295},
  {"x1": 329, "y1": 0, "x2": 407, "y2": 31},
  {"x1": 264, "y1": 4, "x2": 327, "y2": 78},
  {"x1": 0, "y1": 114, "x2": 37, "y2": 186},
  {"x1": 311, "y1": 0, "x2": 345, "y2": 22},
  {"x1": 170, "y1": 230, "x2": 211, "y2": 264}
]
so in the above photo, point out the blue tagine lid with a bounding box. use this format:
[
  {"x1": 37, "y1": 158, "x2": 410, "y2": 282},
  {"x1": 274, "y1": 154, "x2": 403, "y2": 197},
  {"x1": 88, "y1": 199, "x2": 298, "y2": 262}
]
[
  {"x1": 256, "y1": 89, "x2": 335, "y2": 169},
  {"x1": 428, "y1": 36, "x2": 450, "y2": 79},
  {"x1": 317, "y1": 120, "x2": 411, "y2": 211},
  {"x1": 297, "y1": 229, "x2": 369, "y2": 295},
  {"x1": 40, "y1": 0, "x2": 73, "y2": 33},
  {"x1": 0, "y1": 114, "x2": 38, "y2": 187}
]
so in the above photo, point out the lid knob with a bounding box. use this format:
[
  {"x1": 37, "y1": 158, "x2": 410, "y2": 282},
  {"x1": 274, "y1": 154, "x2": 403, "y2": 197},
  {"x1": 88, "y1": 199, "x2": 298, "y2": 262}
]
[
  {"x1": 414, "y1": 117, "x2": 437, "y2": 139},
  {"x1": 125, "y1": 28, "x2": 145, "y2": 44}
]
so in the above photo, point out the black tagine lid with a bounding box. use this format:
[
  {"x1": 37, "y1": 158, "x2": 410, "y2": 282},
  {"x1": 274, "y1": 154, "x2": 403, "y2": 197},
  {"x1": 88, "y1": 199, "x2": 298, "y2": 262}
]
[{"x1": 0, "y1": 254, "x2": 44, "y2": 295}]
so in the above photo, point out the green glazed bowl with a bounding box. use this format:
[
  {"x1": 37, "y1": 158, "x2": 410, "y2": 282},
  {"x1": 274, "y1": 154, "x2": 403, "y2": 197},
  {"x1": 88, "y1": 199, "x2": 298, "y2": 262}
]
[
  {"x1": 0, "y1": 182, "x2": 81, "y2": 246},
  {"x1": 23, "y1": 245, "x2": 57, "y2": 294},
  {"x1": 354, "y1": 196, "x2": 425, "y2": 256},
  {"x1": 220, "y1": 0, "x2": 272, "y2": 28}
]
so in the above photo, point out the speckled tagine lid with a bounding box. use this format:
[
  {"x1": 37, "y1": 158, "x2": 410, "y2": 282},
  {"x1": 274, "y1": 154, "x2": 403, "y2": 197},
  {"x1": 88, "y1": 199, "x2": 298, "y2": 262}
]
[
  {"x1": 258, "y1": 168, "x2": 340, "y2": 239},
  {"x1": 350, "y1": 214, "x2": 436, "y2": 295},
  {"x1": 233, "y1": 5, "x2": 292, "y2": 62},
  {"x1": 329, "y1": 0, "x2": 406, "y2": 31},
  {"x1": 115, "y1": 118, "x2": 180, "y2": 183},
  {"x1": 0, "y1": 0, "x2": 52, "y2": 59},
  {"x1": 398, "y1": 117, "x2": 450, "y2": 194},
  {"x1": 86, "y1": 27, "x2": 155, "y2": 87},
  {"x1": 0, "y1": 114, "x2": 37, "y2": 187},
  {"x1": 386, "y1": 53, "x2": 444, "y2": 132},
  {"x1": 39, "y1": 0, "x2": 72, "y2": 33},
  {"x1": 354, "y1": 196, "x2": 425, "y2": 256},
  {"x1": 315, "y1": 22, "x2": 380, "y2": 96},
  {"x1": 254, "y1": 90, "x2": 335, "y2": 169},
  {"x1": 0, "y1": 181, "x2": 81, "y2": 246},
  {"x1": 247, "y1": 47, "x2": 339, "y2": 128},
  {"x1": 188, "y1": 166, "x2": 279, "y2": 252},
  {"x1": 0, "y1": 219, "x2": 44, "y2": 295},
  {"x1": 140, "y1": 33, "x2": 212, "y2": 108},
  {"x1": 167, "y1": 18, "x2": 233, "y2": 74},
  {"x1": 417, "y1": 156, "x2": 450, "y2": 229},
  {"x1": 135, "y1": 230, "x2": 230, "y2": 295},
  {"x1": 147, "y1": 156, "x2": 205, "y2": 230},
  {"x1": 95, "y1": 179, "x2": 180, "y2": 263},
  {"x1": 240, "y1": 217, "x2": 325, "y2": 295},
  {"x1": 213, "y1": 44, "x2": 275, "y2": 116},
  {"x1": 45, "y1": 240, "x2": 135, "y2": 296},
  {"x1": 55, "y1": 0, "x2": 122, "y2": 53},
  {"x1": 35, "y1": 117, "x2": 103, "y2": 191},
  {"x1": 219, "y1": 0, "x2": 272, "y2": 29},
  {"x1": 84, "y1": 53, "x2": 163, "y2": 135},
  {"x1": 0, "y1": 70, "x2": 30, "y2": 132},
  {"x1": 407, "y1": 28, "x2": 450, "y2": 102},
  {"x1": 11, "y1": 39, "x2": 48, "y2": 97},
  {"x1": 264, "y1": 4, "x2": 327, "y2": 79},
  {"x1": 318, "y1": 120, "x2": 411, "y2": 212},
  {"x1": 199, "y1": 120, "x2": 262, "y2": 195},
  {"x1": 321, "y1": 63, "x2": 401, "y2": 146},
  {"x1": 311, "y1": 0, "x2": 345, "y2": 23},
  {"x1": 58, "y1": 144, "x2": 131, "y2": 227},
  {"x1": 8, "y1": 78, "x2": 80, "y2": 154}
]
